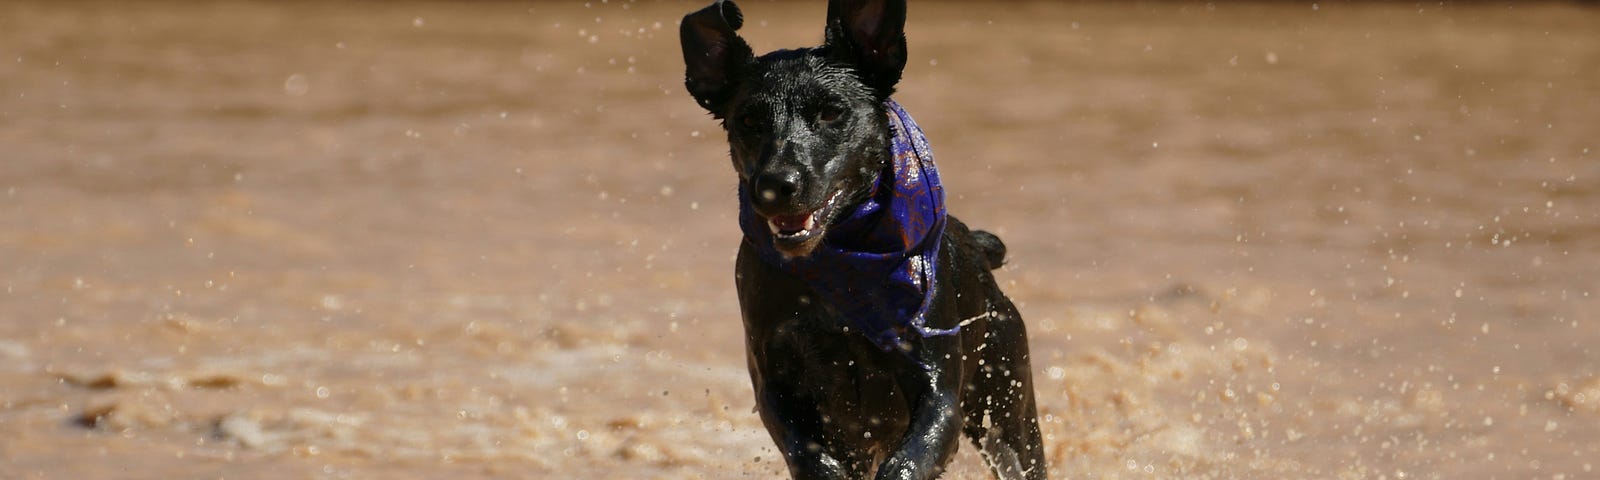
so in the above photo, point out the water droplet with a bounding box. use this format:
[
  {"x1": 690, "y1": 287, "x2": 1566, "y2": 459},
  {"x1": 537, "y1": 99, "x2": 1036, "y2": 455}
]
[{"x1": 284, "y1": 74, "x2": 309, "y2": 96}]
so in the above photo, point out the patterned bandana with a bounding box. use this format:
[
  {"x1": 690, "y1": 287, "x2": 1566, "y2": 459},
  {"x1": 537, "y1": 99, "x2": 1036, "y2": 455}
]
[{"x1": 738, "y1": 99, "x2": 956, "y2": 360}]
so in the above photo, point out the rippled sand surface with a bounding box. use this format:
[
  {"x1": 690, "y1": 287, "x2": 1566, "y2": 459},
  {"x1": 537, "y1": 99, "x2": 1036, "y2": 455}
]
[{"x1": 2, "y1": 1, "x2": 1598, "y2": 478}]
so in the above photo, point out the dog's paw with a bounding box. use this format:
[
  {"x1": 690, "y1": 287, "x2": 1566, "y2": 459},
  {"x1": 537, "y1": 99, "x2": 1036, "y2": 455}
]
[{"x1": 872, "y1": 454, "x2": 930, "y2": 480}]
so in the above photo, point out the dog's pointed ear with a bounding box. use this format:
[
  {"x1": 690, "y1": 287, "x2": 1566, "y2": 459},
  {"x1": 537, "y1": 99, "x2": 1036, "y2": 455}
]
[
  {"x1": 824, "y1": 0, "x2": 907, "y2": 98},
  {"x1": 680, "y1": 0, "x2": 753, "y2": 117}
]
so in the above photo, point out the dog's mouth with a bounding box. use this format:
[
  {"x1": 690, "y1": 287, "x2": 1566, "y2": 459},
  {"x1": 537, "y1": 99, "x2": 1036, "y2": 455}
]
[
  {"x1": 763, "y1": 190, "x2": 844, "y2": 257},
  {"x1": 766, "y1": 212, "x2": 818, "y2": 238}
]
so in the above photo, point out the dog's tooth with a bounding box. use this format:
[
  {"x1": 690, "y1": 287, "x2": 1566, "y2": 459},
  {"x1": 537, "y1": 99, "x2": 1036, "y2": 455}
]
[
  {"x1": 804, "y1": 213, "x2": 817, "y2": 230},
  {"x1": 767, "y1": 219, "x2": 781, "y2": 235}
]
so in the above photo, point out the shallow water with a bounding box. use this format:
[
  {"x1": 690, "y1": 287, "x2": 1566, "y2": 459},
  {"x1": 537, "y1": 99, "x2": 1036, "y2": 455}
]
[{"x1": 1, "y1": 1, "x2": 1597, "y2": 478}]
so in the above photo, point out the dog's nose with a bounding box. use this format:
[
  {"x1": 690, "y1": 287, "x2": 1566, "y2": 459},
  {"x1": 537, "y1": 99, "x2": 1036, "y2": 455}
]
[{"x1": 752, "y1": 169, "x2": 802, "y2": 208}]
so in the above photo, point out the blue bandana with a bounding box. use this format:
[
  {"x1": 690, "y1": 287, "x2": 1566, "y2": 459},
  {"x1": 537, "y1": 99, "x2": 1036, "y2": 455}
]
[{"x1": 739, "y1": 99, "x2": 955, "y2": 358}]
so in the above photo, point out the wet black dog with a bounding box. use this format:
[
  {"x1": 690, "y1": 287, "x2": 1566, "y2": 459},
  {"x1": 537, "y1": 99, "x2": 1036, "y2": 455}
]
[{"x1": 679, "y1": 1, "x2": 1046, "y2": 478}]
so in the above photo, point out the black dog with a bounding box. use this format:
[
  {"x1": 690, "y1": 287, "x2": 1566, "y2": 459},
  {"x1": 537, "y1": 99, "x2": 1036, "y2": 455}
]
[{"x1": 680, "y1": 1, "x2": 1046, "y2": 478}]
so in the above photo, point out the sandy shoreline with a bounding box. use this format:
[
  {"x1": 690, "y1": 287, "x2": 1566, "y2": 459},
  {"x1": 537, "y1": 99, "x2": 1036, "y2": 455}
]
[{"x1": 2, "y1": 1, "x2": 1597, "y2": 478}]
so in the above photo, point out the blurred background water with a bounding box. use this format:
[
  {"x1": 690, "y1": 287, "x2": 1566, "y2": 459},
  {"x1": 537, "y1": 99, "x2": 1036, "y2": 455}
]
[{"x1": 1, "y1": 1, "x2": 1597, "y2": 478}]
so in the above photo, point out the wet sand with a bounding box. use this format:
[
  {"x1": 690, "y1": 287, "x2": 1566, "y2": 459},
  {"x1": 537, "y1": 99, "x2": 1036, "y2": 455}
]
[{"x1": 1, "y1": 1, "x2": 1598, "y2": 478}]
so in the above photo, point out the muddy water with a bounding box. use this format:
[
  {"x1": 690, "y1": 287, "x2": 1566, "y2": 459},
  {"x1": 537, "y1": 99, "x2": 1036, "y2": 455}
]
[{"x1": 1, "y1": 1, "x2": 1597, "y2": 478}]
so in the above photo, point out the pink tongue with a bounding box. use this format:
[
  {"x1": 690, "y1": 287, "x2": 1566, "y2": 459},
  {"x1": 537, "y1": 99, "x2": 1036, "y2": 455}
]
[{"x1": 770, "y1": 214, "x2": 810, "y2": 234}]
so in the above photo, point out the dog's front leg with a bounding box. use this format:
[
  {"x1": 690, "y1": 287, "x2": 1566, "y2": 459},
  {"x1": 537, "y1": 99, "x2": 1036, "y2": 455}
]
[
  {"x1": 754, "y1": 380, "x2": 850, "y2": 479},
  {"x1": 739, "y1": 247, "x2": 853, "y2": 478},
  {"x1": 875, "y1": 334, "x2": 965, "y2": 480}
]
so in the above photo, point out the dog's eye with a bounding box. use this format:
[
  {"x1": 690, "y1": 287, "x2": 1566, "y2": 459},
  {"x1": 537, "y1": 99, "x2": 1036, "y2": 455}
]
[
  {"x1": 817, "y1": 106, "x2": 843, "y2": 124},
  {"x1": 740, "y1": 115, "x2": 761, "y2": 130}
]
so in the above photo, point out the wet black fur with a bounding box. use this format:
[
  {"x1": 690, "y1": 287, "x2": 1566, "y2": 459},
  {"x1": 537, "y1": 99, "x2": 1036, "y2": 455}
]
[{"x1": 681, "y1": 1, "x2": 1047, "y2": 478}]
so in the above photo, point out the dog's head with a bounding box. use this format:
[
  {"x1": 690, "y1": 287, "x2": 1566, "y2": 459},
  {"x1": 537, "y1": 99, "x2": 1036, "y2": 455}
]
[{"x1": 680, "y1": 0, "x2": 909, "y2": 258}]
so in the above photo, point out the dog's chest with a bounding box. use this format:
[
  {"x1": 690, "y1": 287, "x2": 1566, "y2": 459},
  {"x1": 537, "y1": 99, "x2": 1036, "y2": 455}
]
[{"x1": 778, "y1": 318, "x2": 915, "y2": 442}]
